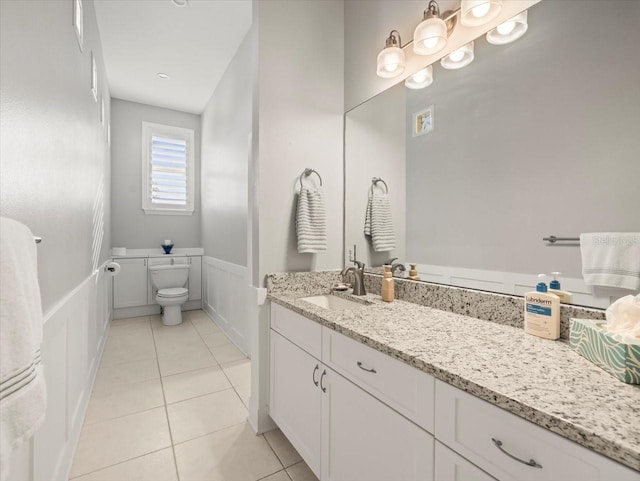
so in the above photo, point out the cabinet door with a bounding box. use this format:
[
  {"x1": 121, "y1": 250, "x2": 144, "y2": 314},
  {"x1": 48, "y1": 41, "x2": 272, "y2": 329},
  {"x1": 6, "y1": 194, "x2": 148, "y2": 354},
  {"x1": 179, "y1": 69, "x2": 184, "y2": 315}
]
[
  {"x1": 435, "y1": 441, "x2": 496, "y2": 481},
  {"x1": 113, "y1": 258, "x2": 147, "y2": 308},
  {"x1": 270, "y1": 330, "x2": 322, "y2": 477},
  {"x1": 188, "y1": 256, "x2": 201, "y2": 301},
  {"x1": 321, "y1": 367, "x2": 434, "y2": 481}
]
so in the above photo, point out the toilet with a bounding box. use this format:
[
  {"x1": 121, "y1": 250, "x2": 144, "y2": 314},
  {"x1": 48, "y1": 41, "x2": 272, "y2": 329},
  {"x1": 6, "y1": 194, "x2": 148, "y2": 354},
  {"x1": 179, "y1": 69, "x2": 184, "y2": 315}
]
[{"x1": 149, "y1": 264, "x2": 190, "y2": 325}]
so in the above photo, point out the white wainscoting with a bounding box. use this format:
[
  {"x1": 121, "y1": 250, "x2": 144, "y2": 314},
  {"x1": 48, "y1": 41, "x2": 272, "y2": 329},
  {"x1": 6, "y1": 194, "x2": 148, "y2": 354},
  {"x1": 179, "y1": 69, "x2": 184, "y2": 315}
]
[
  {"x1": 414, "y1": 264, "x2": 622, "y2": 309},
  {"x1": 202, "y1": 256, "x2": 251, "y2": 356},
  {"x1": 7, "y1": 263, "x2": 112, "y2": 481}
]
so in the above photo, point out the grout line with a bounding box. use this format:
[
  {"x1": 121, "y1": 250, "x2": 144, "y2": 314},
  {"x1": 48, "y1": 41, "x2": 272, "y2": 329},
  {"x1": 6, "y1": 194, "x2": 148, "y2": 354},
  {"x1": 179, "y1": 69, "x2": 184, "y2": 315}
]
[
  {"x1": 262, "y1": 432, "x2": 287, "y2": 471},
  {"x1": 150, "y1": 318, "x2": 182, "y2": 481},
  {"x1": 69, "y1": 446, "x2": 172, "y2": 480},
  {"x1": 164, "y1": 386, "x2": 236, "y2": 407},
  {"x1": 171, "y1": 420, "x2": 248, "y2": 447}
]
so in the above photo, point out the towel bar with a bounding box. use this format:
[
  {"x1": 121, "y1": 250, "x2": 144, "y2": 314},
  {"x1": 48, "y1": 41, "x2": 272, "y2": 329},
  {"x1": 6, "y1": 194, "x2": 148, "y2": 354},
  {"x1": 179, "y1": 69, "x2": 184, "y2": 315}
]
[
  {"x1": 299, "y1": 168, "x2": 322, "y2": 189},
  {"x1": 543, "y1": 236, "x2": 579, "y2": 244}
]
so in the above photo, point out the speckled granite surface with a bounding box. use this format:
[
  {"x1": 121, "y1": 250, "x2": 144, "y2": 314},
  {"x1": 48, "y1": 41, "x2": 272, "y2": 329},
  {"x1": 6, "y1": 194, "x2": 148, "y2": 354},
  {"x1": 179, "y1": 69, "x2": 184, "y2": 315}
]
[{"x1": 266, "y1": 272, "x2": 639, "y2": 471}]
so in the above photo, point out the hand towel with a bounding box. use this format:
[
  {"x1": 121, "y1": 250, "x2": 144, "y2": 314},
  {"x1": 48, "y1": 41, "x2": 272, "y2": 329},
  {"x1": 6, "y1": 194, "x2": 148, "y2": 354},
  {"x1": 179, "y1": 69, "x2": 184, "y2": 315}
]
[
  {"x1": 296, "y1": 187, "x2": 327, "y2": 253},
  {"x1": 364, "y1": 191, "x2": 396, "y2": 252},
  {"x1": 0, "y1": 217, "x2": 46, "y2": 481},
  {"x1": 580, "y1": 232, "x2": 640, "y2": 291}
]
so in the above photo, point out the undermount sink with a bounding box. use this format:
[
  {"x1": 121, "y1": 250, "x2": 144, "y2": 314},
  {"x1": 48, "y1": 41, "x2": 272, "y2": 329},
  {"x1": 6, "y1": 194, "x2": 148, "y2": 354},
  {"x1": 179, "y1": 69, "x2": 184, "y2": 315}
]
[{"x1": 300, "y1": 295, "x2": 365, "y2": 311}]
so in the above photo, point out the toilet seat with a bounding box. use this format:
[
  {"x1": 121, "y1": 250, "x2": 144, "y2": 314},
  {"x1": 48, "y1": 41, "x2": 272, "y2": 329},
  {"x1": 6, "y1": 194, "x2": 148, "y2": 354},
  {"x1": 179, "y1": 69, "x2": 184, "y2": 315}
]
[{"x1": 157, "y1": 287, "x2": 188, "y2": 298}]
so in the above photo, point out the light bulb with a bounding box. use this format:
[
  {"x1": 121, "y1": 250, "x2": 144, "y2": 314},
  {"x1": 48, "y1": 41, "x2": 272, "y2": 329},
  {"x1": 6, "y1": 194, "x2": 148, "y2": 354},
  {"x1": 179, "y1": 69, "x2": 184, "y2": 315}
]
[
  {"x1": 384, "y1": 62, "x2": 399, "y2": 72},
  {"x1": 448, "y1": 49, "x2": 465, "y2": 63},
  {"x1": 423, "y1": 37, "x2": 439, "y2": 49},
  {"x1": 471, "y1": 2, "x2": 490, "y2": 18},
  {"x1": 405, "y1": 66, "x2": 434, "y2": 90},
  {"x1": 413, "y1": 71, "x2": 428, "y2": 83},
  {"x1": 497, "y1": 20, "x2": 516, "y2": 35}
]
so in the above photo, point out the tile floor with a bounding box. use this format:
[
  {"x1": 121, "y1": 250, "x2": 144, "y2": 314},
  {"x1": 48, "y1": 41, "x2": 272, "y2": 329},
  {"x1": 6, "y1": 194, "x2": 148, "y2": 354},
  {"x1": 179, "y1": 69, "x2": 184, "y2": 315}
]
[{"x1": 70, "y1": 310, "x2": 318, "y2": 481}]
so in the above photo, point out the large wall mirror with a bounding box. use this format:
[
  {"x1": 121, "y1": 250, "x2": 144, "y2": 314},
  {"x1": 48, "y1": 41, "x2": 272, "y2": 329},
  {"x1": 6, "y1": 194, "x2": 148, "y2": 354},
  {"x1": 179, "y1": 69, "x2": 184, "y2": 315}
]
[{"x1": 344, "y1": 0, "x2": 640, "y2": 309}]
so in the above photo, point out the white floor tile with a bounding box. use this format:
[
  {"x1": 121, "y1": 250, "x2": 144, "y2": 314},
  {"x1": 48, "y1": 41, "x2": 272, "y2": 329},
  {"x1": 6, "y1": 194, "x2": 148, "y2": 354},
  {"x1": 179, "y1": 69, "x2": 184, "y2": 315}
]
[
  {"x1": 174, "y1": 423, "x2": 282, "y2": 481},
  {"x1": 85, "y1": 378, "x2": 164, "y2": 425},
  {"x1": 109, "y1": 318, "x2": 152, "y2": 338},
  {"x1": 166, "y1": 389, "x2": 247, "y2": 443},
  {"x1": 259, "y1": 470, "x2": 292, "y2": 481},
  {"x1": 162, "y1": 366, "x2": 231, "y2": 404},
  {"x1": 70, "y1": 448, "x2": 177, "y2": 481},
  {"x1": 157, "y1": 347, "x2": 217, "y2": 376},
  {"x1": 264, "y1": 429, "x2": 303, "y2": 468},
  {"x1": 286, "y1": 462, "x2": 319, "y2": 481},
  {"x1": 93, "y1": 358, "x2": 159, "y2": 391},
  {"x1": 234, "y1": 382, "x2": 251, "y2": 408},
  {"x1": 154, "y1": 333, "x2": 207, "y2": 357},
  {"x1": 200, "y1": 331, "x2": 232, "y2": 349},
  {"x1": 70, "y1": 407, "x2": 171, "y2": 478},
  {"x1": 221, "y1": 358, "x2": 251, "y2": 387},
  {"x1": 209, "y1": 343, "x2": 246, "y2": 364},
  {"x1": 101, "y1": 338, "x2": 157, "y2": 366}
]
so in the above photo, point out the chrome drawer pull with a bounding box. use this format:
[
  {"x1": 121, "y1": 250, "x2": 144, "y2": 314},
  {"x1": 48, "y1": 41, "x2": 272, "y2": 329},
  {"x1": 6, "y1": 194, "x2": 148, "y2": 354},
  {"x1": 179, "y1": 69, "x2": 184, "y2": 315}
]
[
  {"x1": 312, "y1": 364, "x2": 319, "y2": 387},
  {"x1": 357, "y1": 361, "x2": 377, "y2": 373},
  {"x1": 491, "y1": 438, "x2": 542, "y2": 469},
  {"x1": 320, "y1": 369, "x2": 327, "y2": 393}
]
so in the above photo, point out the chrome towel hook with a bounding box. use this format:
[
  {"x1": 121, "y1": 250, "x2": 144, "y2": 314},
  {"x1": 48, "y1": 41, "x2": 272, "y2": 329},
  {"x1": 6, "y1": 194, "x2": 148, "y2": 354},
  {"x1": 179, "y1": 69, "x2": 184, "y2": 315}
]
[
  {"x1": 371, "y1": 177, "x2": 389, "y2": 194},
  {"x1": 299, "y1": 168, "x2": 323, "y2": 189}
]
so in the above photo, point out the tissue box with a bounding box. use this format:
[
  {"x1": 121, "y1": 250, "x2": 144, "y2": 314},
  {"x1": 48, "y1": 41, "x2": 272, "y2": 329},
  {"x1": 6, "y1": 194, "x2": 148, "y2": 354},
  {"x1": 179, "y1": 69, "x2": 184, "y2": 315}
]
[{"x1": 570, "y1": 318, "x2": 640, "y2": 384}]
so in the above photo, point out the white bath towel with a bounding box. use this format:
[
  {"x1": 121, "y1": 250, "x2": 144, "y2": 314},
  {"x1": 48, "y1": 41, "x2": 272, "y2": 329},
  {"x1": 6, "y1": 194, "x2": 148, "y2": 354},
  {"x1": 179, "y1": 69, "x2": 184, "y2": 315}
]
[
  {"x1": 0, "y1": 217, "x2": 46, "y2": 481},
  {"x1": 580, "y1": 232, "x2": 640, "y2": 291},
  {"x1": 364, "y1": 191, "x2": 395, "y2": 252},
  {"x1": 296, "y1": 187, "x2": 327, "y2": 253}
]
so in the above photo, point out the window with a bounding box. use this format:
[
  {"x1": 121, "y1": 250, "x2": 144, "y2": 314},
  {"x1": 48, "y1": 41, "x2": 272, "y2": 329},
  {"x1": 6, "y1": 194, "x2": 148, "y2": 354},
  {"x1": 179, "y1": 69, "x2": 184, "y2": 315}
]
[{"x1": 142, "y1": 122, "x2": 195, "y2": 215}]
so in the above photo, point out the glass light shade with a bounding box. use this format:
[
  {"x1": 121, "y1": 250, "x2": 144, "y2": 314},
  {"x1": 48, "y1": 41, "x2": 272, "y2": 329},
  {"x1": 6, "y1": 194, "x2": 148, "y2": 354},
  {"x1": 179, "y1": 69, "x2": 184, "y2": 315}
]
[
  {"x1": 376, "y1": 46, "x2": 406, "y2": 78},
  {"x1": 460, "y1": 0, "x2": 502, "y2": 27},
  {"x1": 405, "y1": 66, "x2": 434, "y2": 90},
  {"x1": 440, "y1": 41, "x2": 475, "y2": 70},
  {"x1": 486, "y1": 10, "x2": 528, "y2": 45},
  {"x1": 413, "y1": 17, "x2": 447, "y2": 56}
]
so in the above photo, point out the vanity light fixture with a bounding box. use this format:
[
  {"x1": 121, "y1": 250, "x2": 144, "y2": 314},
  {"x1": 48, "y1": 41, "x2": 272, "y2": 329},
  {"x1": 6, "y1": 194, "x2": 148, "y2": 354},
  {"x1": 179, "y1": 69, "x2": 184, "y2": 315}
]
[
  {"x1": 486, "y1": 10, "x2": 528, "y2": 45},
  {"x1": 157, "y1": 73, "x2": 169, "y2": 79},
  {"x1": 376, "y1": 30, "x2": 406, "y2": 78},
  {"x1": 404, "y1": 66, "x2": 434, "y2": 89},
  {"x1": 440, "y1": 41, "x2": 474, "y2": 69},
  {"x1": 460, "y1": 0, "x2": 502, "y2": 27},
  {"x1": 413, "y1": 0, "x2": 454, "y2": 56}
]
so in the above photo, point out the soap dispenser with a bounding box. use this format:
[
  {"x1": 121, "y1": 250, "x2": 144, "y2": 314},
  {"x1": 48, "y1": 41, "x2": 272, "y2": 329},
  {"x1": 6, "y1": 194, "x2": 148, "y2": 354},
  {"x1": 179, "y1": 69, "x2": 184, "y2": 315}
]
[
  {"x1": 382, "y1": 265, "x2": 395, "y2": 302},
  {"x1": 548, "y1": 272, "x2": 572, "y2": 303},
  {"x1": 524, "y1": 274, "x2": 560, "y2": 340}
]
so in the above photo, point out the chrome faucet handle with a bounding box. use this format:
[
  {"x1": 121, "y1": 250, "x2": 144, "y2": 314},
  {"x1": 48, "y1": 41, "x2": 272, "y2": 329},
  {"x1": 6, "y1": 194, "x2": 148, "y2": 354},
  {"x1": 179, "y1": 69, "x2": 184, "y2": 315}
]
[{"x1": 353, "y1": 260, "x2": 365, "y2": 270}]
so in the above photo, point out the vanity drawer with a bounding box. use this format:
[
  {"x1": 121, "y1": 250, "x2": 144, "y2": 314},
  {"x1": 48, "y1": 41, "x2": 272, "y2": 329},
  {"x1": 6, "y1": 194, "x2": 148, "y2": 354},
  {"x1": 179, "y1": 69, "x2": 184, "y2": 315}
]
[
  {"x1": 322, "y1": 327, "x2": 434, "y2": 433},
  {"x1": 435, "y1": 380, "x2": 639, "y2": 481},
  {"x1": 271, "y1": 303, "x2": 321, "y2": 359}
]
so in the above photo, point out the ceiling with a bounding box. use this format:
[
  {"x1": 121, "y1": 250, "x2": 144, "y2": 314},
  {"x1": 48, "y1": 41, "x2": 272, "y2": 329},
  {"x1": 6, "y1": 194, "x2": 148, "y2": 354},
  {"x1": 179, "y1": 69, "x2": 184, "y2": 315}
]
[{"x1": 94, "y1": 0, "x2": 252, "y2": 114}]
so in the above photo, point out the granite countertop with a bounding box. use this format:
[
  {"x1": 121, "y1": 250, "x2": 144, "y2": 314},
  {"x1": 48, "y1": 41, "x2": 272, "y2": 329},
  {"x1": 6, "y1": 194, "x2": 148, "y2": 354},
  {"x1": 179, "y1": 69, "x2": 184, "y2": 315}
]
[{"x1": 268, "y1": 286, "x2": 640, "y2": 471}]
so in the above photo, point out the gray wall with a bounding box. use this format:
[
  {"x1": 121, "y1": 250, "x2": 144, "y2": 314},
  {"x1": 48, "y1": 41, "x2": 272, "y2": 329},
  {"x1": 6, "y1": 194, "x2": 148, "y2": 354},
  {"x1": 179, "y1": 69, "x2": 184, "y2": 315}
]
[
  {"x1": 0, "y1": 0, "x2": 111, "y2": 311},
  {"x1": 200, "y1": 32, "x2": 252, "y2": 266},
  {"x1": 110, "y1": 99, "x2": 201, "y2": 249},
  {"x1": 255, "y1": 0, "x2": 344, "y2": 279},
  {"x1": 345, "y1": 83, "x2": 406, "y2": 268},
  {"x1": 405, "y1": 0, "x2": 640, "y2": 278}
]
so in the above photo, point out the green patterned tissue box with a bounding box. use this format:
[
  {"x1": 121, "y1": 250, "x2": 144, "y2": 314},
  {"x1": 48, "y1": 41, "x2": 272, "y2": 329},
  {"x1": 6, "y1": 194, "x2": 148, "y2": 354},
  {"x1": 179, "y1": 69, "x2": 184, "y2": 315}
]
[{"x1": 570, "y1": 318, "x2": 640, "y2": 384}]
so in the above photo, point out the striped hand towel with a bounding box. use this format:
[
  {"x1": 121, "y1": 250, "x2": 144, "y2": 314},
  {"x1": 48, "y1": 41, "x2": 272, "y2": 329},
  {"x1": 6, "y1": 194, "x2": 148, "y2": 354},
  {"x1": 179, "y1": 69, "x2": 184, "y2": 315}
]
[
  {"x1": 296, "y1": 187, "x2": 327, "y2": 253},
  {"x1": 0, "y1": 217, "x2": 46, "y2": 481},
  {"x1": 364, "y1": 191, "x2": 395, "y2": 252}
]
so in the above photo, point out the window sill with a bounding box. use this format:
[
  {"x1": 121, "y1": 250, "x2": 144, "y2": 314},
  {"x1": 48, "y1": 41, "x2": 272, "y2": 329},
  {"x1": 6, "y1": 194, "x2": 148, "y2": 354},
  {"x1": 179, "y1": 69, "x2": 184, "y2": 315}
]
[{"x1": 142, "y1": 208, "x2": 194, "y2": 216}]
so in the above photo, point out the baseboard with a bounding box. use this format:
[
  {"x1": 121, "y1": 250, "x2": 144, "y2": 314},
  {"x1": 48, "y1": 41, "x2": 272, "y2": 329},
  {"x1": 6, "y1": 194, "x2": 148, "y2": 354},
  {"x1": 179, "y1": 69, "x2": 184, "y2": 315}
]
[{"x1": 113, "y1": 299, "x2": 202, "y2": 319}]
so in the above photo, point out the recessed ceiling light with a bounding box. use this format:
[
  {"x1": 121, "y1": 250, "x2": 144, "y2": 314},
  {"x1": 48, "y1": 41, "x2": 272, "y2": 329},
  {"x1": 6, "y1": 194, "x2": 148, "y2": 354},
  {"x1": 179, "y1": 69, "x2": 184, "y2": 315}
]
[
  {"x1": 171, "y1": 0, "x2": 188, "y2": 7},
  {"x1": 157, "y1": 73, "x2": 169, "y2": 79}
]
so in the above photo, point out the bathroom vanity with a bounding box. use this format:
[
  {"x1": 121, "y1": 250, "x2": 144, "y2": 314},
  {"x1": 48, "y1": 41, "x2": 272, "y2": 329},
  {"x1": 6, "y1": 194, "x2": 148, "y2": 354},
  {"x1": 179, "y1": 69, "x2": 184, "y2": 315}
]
[
  {"x1": 111, "y1": 249, "x2": 202, "y2": 319},
  {"x1": 267, "y1": 272, "x2": 639, "y2": 481}
]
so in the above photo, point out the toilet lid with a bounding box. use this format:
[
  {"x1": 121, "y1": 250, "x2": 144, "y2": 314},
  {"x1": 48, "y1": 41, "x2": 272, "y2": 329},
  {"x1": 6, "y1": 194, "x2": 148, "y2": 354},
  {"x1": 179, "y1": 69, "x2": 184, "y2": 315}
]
[{"x1": 157, "y1": 287, "x2": 188, "y2": 298}]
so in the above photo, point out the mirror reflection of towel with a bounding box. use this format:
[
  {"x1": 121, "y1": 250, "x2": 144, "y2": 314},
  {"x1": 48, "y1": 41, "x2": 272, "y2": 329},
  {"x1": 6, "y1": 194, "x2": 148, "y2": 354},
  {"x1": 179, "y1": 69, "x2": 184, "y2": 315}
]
[
  {"x1": 365, "y1": 191, "x2": 395, "y2": 252},
  {"x1": 296, "y1": 187, "x2": 327, "y2": 254},
  {"x1": 580, "y1": 233, "x2": 640, "y2": 291}
]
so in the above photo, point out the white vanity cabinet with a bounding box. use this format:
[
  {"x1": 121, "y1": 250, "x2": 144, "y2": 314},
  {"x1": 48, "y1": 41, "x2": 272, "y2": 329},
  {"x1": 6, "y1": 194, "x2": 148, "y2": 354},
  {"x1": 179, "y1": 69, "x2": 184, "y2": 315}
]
[
  {"x1": 269, "y1": 303, "x2": 435, "y2": 481},
  {"x1": 434, "y1": 442, "x2": 497, "y2": 481},
  {"x1": 112, "y1": 258, "x2": 147, "y2": 308}
]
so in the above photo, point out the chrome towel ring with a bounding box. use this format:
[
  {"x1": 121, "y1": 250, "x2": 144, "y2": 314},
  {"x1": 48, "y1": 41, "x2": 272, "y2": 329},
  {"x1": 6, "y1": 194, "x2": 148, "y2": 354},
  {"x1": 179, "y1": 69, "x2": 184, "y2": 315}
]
[
  {"x1": 299, "y1": 168, "x2": 323, "y2": 189},
  {"x1": 371, "y1": 177, "x2": 388, "y2": 194}
]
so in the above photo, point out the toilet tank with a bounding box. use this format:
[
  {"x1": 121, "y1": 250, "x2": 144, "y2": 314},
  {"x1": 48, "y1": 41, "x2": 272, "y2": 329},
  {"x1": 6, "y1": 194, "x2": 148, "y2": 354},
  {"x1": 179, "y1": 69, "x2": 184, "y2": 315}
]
[{"x1": 148, "y1": 264, "x2": 189, "y2": 289}]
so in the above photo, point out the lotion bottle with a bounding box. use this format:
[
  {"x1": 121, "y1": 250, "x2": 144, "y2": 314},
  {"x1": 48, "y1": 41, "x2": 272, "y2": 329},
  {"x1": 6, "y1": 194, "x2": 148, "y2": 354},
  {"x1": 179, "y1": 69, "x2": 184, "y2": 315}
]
[
  {"x1": 382, "y1": 265, "x2": 395, "y2": 302},
  {"x1": 548, "y1": 272, "x2": 573, "y2": 303},
  {"x1": 524, "y1": 274, "x2": 560, "y2": 340}
]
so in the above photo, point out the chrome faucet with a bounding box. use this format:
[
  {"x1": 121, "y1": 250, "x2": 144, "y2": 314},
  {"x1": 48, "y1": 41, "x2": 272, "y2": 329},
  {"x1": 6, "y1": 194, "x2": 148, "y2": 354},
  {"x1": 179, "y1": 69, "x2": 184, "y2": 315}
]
[{"x1": 341, "y1": 260, "x2": 366, "y2": 296}]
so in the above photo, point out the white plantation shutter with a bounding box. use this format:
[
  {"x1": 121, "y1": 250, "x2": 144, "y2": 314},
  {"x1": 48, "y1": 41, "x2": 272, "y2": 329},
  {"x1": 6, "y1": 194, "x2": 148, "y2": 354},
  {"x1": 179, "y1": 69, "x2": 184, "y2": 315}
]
[{"x1": 142, "y1": 122, "x2": 194, "y2": 214}]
